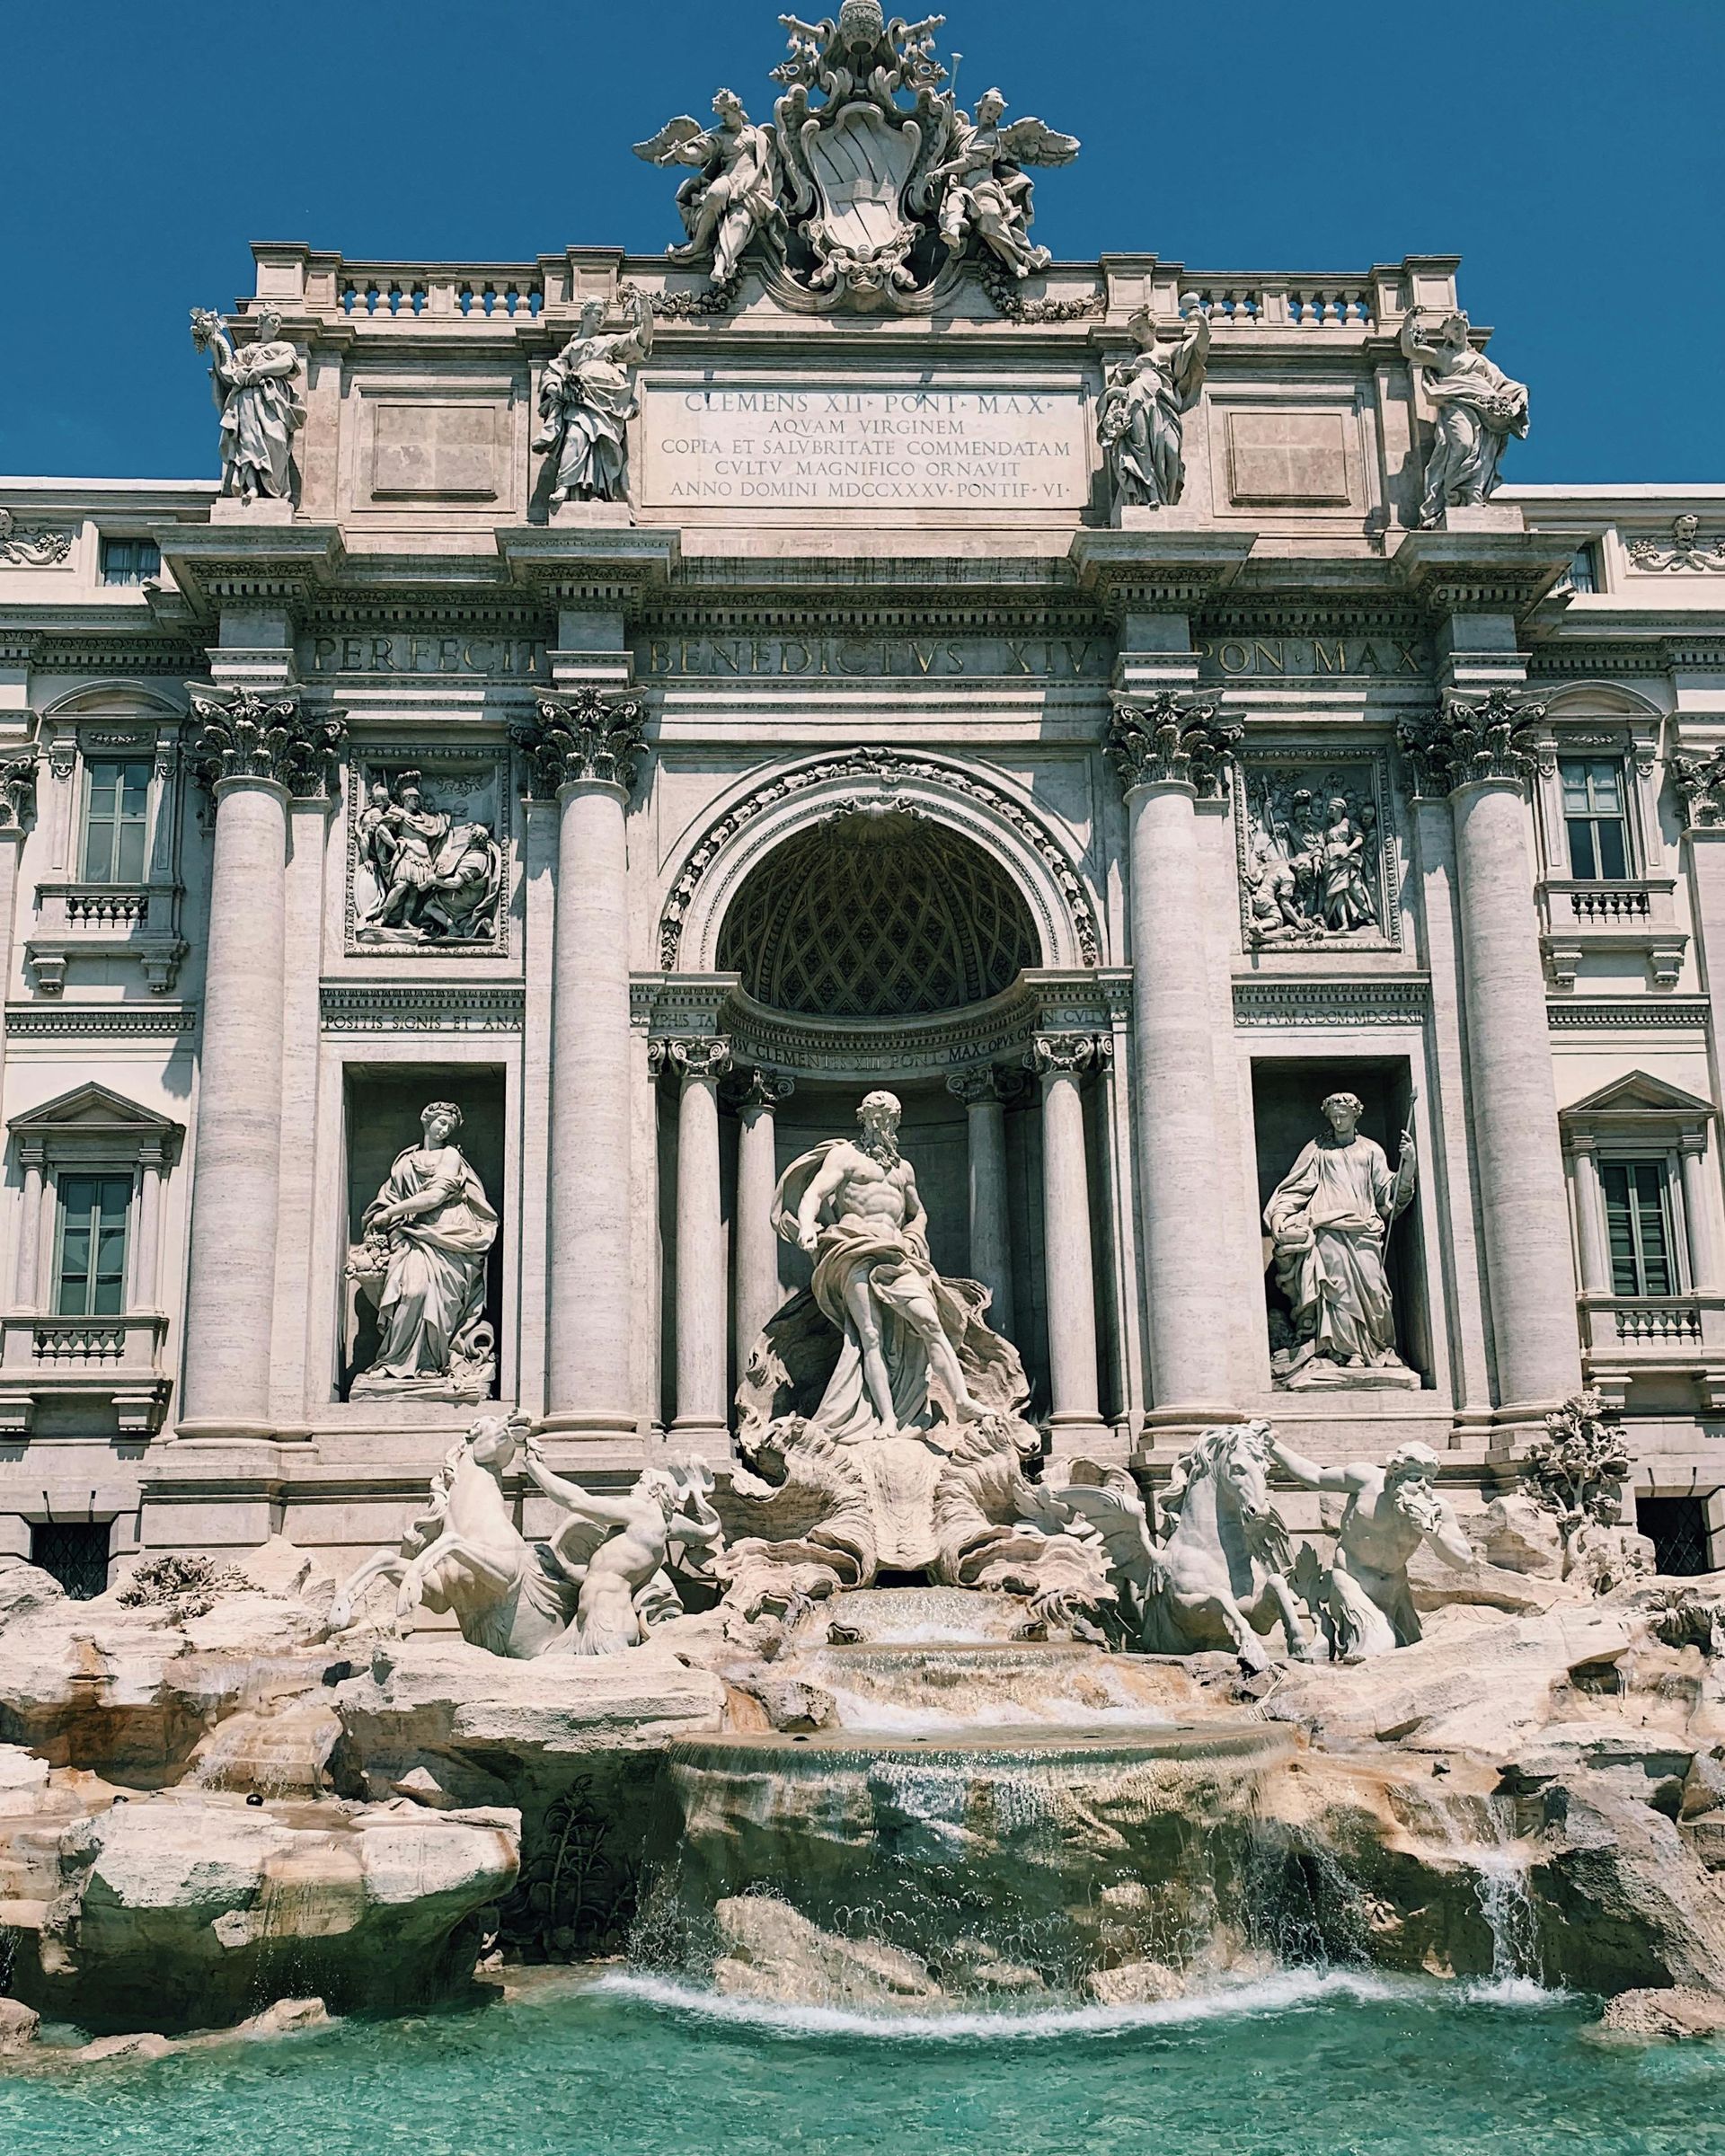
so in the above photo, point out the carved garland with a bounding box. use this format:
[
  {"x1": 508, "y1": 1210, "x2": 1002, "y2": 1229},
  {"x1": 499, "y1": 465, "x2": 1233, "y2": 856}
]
[{"x1": 657, "y1": 747, "x2": 1101, "y2": 972}]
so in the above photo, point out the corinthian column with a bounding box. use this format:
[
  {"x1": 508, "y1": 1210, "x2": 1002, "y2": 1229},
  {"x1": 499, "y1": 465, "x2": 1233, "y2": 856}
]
[
  {"x1": 731, "y1": 1067, "x2": 792, "y2": 1373},
  {"x1": 179, "y1": 688, "x2": 345, "y2": 1438},
  {"x1": 1400, "y1": 690, "x2": 1581, "y2": 1409},
  {"x1": 1107, "y1": 694, "x2": 1243, "y2": 1424},
  {"x1": 1027, "y1": 1034, "x2": 1106, "y2": 1434},
  {"x1": 514, "y1": 689, "x2": 650, "y2": 1439},
  {"x1": 946, "y1": 1065, "x2": 1017, "y2": 1337},
  {"x1": 659, "y1": 1036, "x2": 731, "y2": 1445}
]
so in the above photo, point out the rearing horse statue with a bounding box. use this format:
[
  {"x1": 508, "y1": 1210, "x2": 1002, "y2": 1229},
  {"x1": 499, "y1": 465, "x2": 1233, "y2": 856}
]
[{"x1": 1140, "y1": 1419, "x2": 1310, "y2": 1670}]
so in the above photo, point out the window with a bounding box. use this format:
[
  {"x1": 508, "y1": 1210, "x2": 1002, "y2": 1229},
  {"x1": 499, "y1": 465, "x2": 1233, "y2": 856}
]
[
  {"x1": 1562, "y1": 543, "x2": 1597, "y2": 596},
  {"x1": 54, "y1": 1172, "x2": 130, "y2": 1316},
  {"x1": 99, "y1": 537, "x2": 160, "y2": 587},
  {"x1": 1601, "y1": 1160, "x2": 1676, "y2": 1297},
  {"x1": 81, "y1": 757, "x2": 150, "y2": 883},
  {"x1": 30, "y1": 1522, "x2": 111, "y2": 1600},
  {"x1": 1561, "y1": 757, "x2": 1630, "y2": 879},
  {"x1": 1636, "y1": 1496, "x2": 1712, "y2": 1577}
]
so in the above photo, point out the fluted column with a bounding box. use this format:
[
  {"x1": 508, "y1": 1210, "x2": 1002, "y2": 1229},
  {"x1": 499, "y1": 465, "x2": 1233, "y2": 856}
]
[
  {"x1": 1569, "y1": 1136, "x2": 1610, "y2": 1296},
  {"x1": 1400, "y1": 690, "x2": 1582, "y2": 1409},
  {"x1": 1107, "y1": 694, "x2": 1244, "y2": 1423},
  {"x1": 514, "y1": 690, "x2": 650, "y2": 1439},
  {"x1": 731, "y1": 1068, "x2": 792, "y2": 1373},
  {"x1": 660, "y1": 1037, "x2": 731, "y2": 1444},
  {"x1": 179, "y1": 688, "x2": 345, "y2": 1438},
  {"x1": 1027, "y1": 1033, "x2": 1107, "y2": 1433},
  {"x1": 946, "y1": 1065, "x2": 1017, "y2": 1337},
  {"x1": 1680, "y1": 1134, "x2": 1720, "y2": 1293}
]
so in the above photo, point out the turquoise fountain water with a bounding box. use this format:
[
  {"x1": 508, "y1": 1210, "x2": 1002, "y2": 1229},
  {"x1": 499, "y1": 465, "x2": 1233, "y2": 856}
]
[{"x1": 4, "y1": 1969, "x2": 1722, "y2": 2156}]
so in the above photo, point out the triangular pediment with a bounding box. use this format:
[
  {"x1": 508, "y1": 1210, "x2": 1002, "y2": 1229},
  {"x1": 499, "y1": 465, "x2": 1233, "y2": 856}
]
[
  {"x1": 8, "y1": 1082, "x2": 181, "y2": 1138},
  {"x1": 1563, "y1": 1070, "x2": 1718, "y2": 1120}
]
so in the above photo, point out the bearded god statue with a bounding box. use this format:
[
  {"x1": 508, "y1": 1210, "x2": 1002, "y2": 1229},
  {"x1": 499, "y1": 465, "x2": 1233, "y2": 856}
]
[{"x1": 1265, "y1": 1091, "x2": 1419, "y2": 1390}]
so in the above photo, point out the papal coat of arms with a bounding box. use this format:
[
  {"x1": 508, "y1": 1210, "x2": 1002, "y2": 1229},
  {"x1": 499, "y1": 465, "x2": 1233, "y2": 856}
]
[{"x1": 633, "y1": 3, "x2": 1079, "y2": 313}]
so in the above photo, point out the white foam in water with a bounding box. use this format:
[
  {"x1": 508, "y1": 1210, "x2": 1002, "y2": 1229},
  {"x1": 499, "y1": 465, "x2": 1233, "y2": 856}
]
[
  {"x1": 818, "y1": 1686, "x2": 1175, "y2": 1735},
  {"x1": 597, "y1": 1966, "x2": 1434, "y2": 2043}
]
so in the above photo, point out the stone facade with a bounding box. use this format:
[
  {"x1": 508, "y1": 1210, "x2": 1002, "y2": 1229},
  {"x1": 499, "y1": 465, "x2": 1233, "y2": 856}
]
[{"x1": 4, "y1": 11, "x2": 1725, "y2": 1587}]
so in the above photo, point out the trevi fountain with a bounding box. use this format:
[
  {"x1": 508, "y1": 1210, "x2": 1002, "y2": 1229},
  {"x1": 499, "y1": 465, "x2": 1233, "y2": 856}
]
[{"x1": 4, "y1": 7, "x2": 1725, "y2": 2152}]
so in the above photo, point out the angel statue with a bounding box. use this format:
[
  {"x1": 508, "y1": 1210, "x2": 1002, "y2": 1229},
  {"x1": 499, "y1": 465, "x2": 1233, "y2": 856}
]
[
  {"x1": 190, "y1": 306, "x2": 303, "y2": 502},
  {"x1": 634, "y1": 90, "x2": 782, "y2": 287},
  {"x1": 1399, "y1": 309, "x2": 1529, "y2": 527},
  {"x1": 928, "y1": 89, "x2": 1079, "y2": 278},
  {"x1": 1098, "y1": 307, "x2": 1210, "y2": 509},
  {"x1": 533, "y1": 286, "x2": 653, "y2": 508}
]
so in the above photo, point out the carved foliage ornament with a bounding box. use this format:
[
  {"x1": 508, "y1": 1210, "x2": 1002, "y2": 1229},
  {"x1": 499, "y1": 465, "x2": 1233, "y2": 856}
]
[
  {"x1": 1396, "y1": 686, "x2": 1546, "y2": 800},
  {"x1": 632, "y1": 3, "x2": 1080, "y2": 315},
  {"x1": 0, "y1": 510, "x2": 73, "y2": 568},
  {"x1": 1026, "y1": 1032, "x2": 1110, "y2": 1077},
  {"x1": 0, "y1": 752, "x2": 37, "y2": 830},
  {"x1": 1105, "y1": 692, "x2": 1242, "y2": 799},
  {"x1": 1628, "y1": 517, "x2": 1725, "y2": 574},
  {"x1": 650, "y1": 1035, "x2": 733, "y2": 1082},
  {"x1": 512, "y1": 689, "x2": 650, "y2": 799},
  {"x1": 187, "y1": 685, "x2": 347, "y2": 798},
  {"x1": 1671, "y1": 745, "x2": 1725, "y2": 832},
  {"x1": 657, "y1": 745, "x2": 1100, "y2": 970}
]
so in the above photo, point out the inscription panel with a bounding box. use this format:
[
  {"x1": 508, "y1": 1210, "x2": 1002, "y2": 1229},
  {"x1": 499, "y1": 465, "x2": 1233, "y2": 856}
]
[
  {"x1": 641, "y1": 383, "x2": 1090, "y2": 510},
  {"x1": 1226, "y1": 411, "x2": 1351, "y2": 506}
]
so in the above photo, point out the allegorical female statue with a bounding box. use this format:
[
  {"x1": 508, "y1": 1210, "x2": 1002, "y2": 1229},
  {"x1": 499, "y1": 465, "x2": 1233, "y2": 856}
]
[
  {"x1": 1097, "y1": 307, "x2": 1210, "y2": 509},
  {"x1": 349, "y1": 1101, "x2": 498, "y2": 1401},
  {"x1": 532, "y1": 287, "x2": 653, "y2": 508},
  {"x1": 1265, "y1": 1091, "x2": 1417, "y2": 1387},
  {"x1": 190, "y1": 306, "x2": 303, "y2": 502},
  {"x1": 1399, "y1": 309, "x2": 1528, "y2": 526}
]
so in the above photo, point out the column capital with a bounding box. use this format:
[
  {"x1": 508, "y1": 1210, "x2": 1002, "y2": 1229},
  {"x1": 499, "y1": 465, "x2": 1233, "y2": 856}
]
[
  {"x1": 650, "y1": 1035, "x2": 732, "y2": 1084},
  {"x1": 1026, "y1": 1032, "x2": 1112, "y2": 1078},
  {"x1": 1680, "y1": 1127, "x2": 1711, "y2": 1158},
  {"x1": 187, "y1": 684, "x2": 347, "y2": 799},
  {"x1": 1566, "y1": 1130, "x2": 1598, "y2": 1157},
  {"x1": 946, "y1": 1064, "x2": 1023, "y2": 1108},
  {"x1": 1106, "y1": 691, "x2": 1240, "y2": 800},
  {"x1": 726, "y1": 1066, "x2": 794, "y2": 1112},
  {"x1": 513, "y1": 686, "x2": 650, "y2": 800},
  {"x1": 1672, "y1": 745, "x2": 1725, "y2": 834},
  {"x1": 0, "y1": 750, "x2": 37, "y2": 831},
  {"x1": 1396, "y1": 685, "x2": 1545, "y2": 801}
]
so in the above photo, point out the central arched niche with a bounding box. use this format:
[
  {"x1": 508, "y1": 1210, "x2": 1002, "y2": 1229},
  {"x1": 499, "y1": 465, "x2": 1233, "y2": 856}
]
[{"x1": 715, "y1": 808, "x2": 1041, "y2": 1019}]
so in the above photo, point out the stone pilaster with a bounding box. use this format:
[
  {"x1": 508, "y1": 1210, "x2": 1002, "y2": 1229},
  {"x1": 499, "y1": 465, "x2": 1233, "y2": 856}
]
[
  {"x1": 730, "y1": 1068, "x2": 793, "y2": 1377},
  {"x1": 178, "y1": 685, "x2": 345, "y2": 1439},
  {"x1": 0, "y1": 755, "x2": 37, "y2": 1164},
  {"x1": 1107, "y1": 693, "x2": 1246, "y2": 1427},
  {"x1": 945, "y1": 1065, "x2": 1018, "y2": 1338},
  {"x1": 1025, "y1": 1033, "x2": 1107, "y2": 1436},
  {"x1": 655, "y1": 1036, "x2": 732, "y2": 1446},
  {"x1": 1398, "y1": 686, "x2": 1582, "y2": 1413},
  {"x1": 514, "y1": 688, "x2": 650, "y2": 1440}
]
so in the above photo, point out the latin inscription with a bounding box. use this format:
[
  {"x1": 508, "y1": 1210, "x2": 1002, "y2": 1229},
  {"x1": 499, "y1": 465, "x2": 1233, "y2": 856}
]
[
  {"x1": 641, "y1": 386, "x2": 1090, "y2": 509},
  {"x1": 305, "y1": 634, "x2": 546, "y2": 677},
  {"x1": 1196, "y1": 637, "x2": 1428, "y2": 680},
  {"x1": 640, "y1": 635, "x2": 1107, "y2": 679}
]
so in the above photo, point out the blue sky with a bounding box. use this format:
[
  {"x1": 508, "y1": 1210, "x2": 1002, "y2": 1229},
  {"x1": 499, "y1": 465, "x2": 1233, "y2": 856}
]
[{"x1": 4, "y1": 0, "x2": 1720, "y2": 483}]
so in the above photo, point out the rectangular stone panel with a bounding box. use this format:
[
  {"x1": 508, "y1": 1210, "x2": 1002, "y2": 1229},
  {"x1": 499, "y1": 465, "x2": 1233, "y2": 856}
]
[
  {"x1": 1225, "y1": 411, "x2": 1350, "y2": 505},
  {"x1": 368, "y1": 399, "x2": 503, "y2": 500},
  {"x1": 640, "y1": 382, "x2": 1089, "y2": 511}
]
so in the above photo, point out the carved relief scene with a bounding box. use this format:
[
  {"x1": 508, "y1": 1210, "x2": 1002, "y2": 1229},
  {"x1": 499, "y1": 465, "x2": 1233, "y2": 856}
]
[
  {"x1": 1237, "y1": 759, "x2": 1396, "y2": 950},
  {"x1": 348, "y1": 755, "x2": 507, "y2": 951}
]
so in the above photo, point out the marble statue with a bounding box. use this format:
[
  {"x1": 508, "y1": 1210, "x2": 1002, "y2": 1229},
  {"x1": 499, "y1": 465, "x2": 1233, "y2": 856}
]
[
  {"x1": 721, "y1": 1090, "x2": 1111, "y2": 1635},
  {"x1": 533, "y1": 287, "x2": 653, "y2": 508},
  {"x1": 1521, "y1": 1392, "x2": 1655, "y2": 1594},
  {"x1": 1137, "y1": 1421, "x2": 1310, "y2": 1669},
  {"x1": 928, "y1": 90, "x2": 1078, "y2": 281},
  {"x1": 632, "y1": 5, "x2": 1078, "y2": 313},
  {"x1": 779, "y1": 1088, "x2": 992, "y2": 1442},
  {"x1": 1272, "y1": 1436, "x2": 1472, "y2": 1658},
  {"x1": 355, "y1": 772, "x2": 503, "y2": 945},
  {"x1": 1399, "y1": 309, "x2": 1528, "y2": 526},
  {"x1": 634, "y1": 92, "x2": 783, "y2": 288},
  {"x1": 1265, "y1": 1091, "x2": 1417, "y2": 1388},
  {"x1": 328, "y1": 1412, "x2": 722, "y2": 1657},
  {"x1": 190, "y1": 306, "x2": 303, "y2": 502},
  {"x1": 1098, "y1": 308, "x2": 1210, "y2": 509},
  {"x1": 1241, "y1": 771, "x2": 1383, "y2": 947},
  {"x1": 348, "y1": 1101, "x2": 499, "y2": 1401}
]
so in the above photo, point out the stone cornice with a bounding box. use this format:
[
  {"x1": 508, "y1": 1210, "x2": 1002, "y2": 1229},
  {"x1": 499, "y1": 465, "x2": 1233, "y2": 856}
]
[
  {"x1": 1544, "y1": 997, "x2": 1710, "y2": 1032},
  {"x1": 153, "y1": 524, "x2": 347, "y2": 623},
  {"x1": 320, "y1": 983, "x2": 525, "y2": 1032},
  {"x1": 5, "y1": 1002, "x2": 198, "y2": 1038},
  {"x1": 1069, "y1": 529, "x2": 1257, "y2": 622},
  {"x1": 496, "y1": 527, "x2": 678, "y2": 613},
  {"x1": 1232, "y1": 976, "x2": 1430, "y2": 1028},
  {"x1": 1391, "y1": 529, "x2": 1576, "y2": 621}
]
